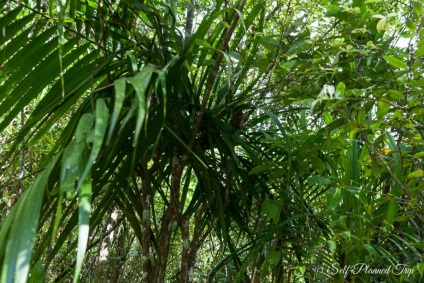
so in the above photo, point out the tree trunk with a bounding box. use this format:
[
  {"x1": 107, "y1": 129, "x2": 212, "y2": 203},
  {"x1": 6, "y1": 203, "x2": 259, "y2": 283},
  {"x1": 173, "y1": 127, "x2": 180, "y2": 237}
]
[{"x1": 94, "y1": 207, "x2": 119, "y2": 283}]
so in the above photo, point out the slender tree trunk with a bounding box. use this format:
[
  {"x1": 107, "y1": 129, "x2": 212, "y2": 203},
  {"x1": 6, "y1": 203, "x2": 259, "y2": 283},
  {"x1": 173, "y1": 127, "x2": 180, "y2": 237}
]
[
  {"x1": 151, "y1": 147, "x2": 181, "y2": 282},
  {"x1": 185, "y1": 203, "x2": 214, "y2": 283},
  {"x1": 180, "y1": 214, "x2": 191, "y2": 282},
  {"x1": 140, "y1": 177, "x2": 151, "y2": 282},
  {"x1": 184, "y1": 0, "x2": 195, "y2": 43},
  {"x1": 110, "y1": 226, "x2": 125, "y2": 282},
  {"x1": 94, "y1": 207, "x2": 119, "y2": 283}
]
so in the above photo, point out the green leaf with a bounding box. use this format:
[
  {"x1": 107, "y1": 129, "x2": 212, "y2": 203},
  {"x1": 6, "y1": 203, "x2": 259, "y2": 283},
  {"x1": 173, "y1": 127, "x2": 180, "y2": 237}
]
[
  {"x1": 61, "y1": 143, "x2": 82, "y2": 196},
  {"x1": 327, "y1": 188, "x2": 342, "y2": 210},
  {"x1": 266, "y1": 251, "x2": 281, "y2": 266},
  {"x1": 108, "y1": 78, "x2": 126, "y2": 144},
  {"x1": 411, "y1": 78, "x2": 424, "y2": 87},
  {"x1": 388, "y1": 90, "x2": 404, "y2": 99},
  {"x1": 259, "y1": 36, "x2": 279, "y2": 49},
  {"x1": 249, "y1": 164, "x2": 273, "y2": 175},
  {"x1": 415, "y1": 44, "x2": 424, "y2": 57},
  {"x1": 376, "y1": 18, "x2": 386, "y2": 32},
  {"x1": 327, "y1": 240, "x2": 336, "y2": 255},
  {"x1": 413, "y1": 2, "x2": 423, "y2": 15},
  {"x1": 73, "y1": 174, "x2": 92, "y2": 283},
  {"x1": 417, "y1": 263, "x2": 424, "y2": 277},
  {"x1": 262, "y1": 199, "x2": 282, "y2": 224},
  {"x1": 311, "y1": 155, "x2": 325, "y2": 174},
  {"x1": 28, "y1": 261, "x2": 44, "y2": 283},
  {"x1": 127, "y1": 65, "x2": 155, "y2": 146},
  {"x1": 75, "y1": 114, "x2": 95, "y2": 143},
  {"x1": 363, "y1": 244, "x2": 380, "y2": 258},
  {"x1": 0, "y1": 155, "x2": 59, "y2": 282},
  {"x1": 407, "y1": 170, "x2": 424, "y2": 179},
  {"x1": 385, "y1": 201, "x2": 397, "y2": 231},
  {"x1": 376, "y1": 101, "x2": 390, "y2": 120},
  {"x1": 382, "y1": 56, "x2": 408, "y2": 68},
  {"x1": 79, "y1": 99, "x2": 108, "y2": 187},
  {"x1": 308, "y1": 176, "x2": 331, "y2": 187},
  {"x1": 195, "y1": 39, "x2": 213, "y2": 48},
  {"x1": 298, "y1": 266, "x2": 306, "y2": 275},
  {"x1": 335, "y1": 81, "x2": 345, "y2": 96},
  {"x1": 414, "y1": 152, "x2": 424, "y2": 158}
]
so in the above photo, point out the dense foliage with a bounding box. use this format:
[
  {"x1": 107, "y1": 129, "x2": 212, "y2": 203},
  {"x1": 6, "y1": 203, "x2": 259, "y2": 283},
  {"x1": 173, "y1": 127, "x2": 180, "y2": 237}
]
[{"x1": 0, "y1": 0, "x2": 423, "y2": 282}]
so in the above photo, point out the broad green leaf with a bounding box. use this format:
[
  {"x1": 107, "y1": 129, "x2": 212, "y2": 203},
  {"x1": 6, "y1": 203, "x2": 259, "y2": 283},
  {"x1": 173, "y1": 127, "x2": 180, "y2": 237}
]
[
  {"x1": 414, "y1": 152, "x2": 424, "y2": 158},
  {"x1": 415, "y1": 44, "x2": 424, "y2": 57},
  {"x1": 388, "y1": 90, "x2": 404, "y2": 99},
  {"x1": 335, "y1": 81, "x2": 345, "y2": 96},
  {"x1": 376, "y1": 101, "x2": 390, "y2": 120},
  {"x1": 259, "y1": 36, "x2": 279, "y2": 49},
  {"x1": 262, "y1": 199, "x2": 282, "y2": 224},
  {"x1": 382, "y1": 56, "x2": 408, "y2": 68},
  {"x1": 411, "y1": 78, "x2": 424, "y2": 87},
  {"x1": 414, "y1": 2, "x2": 423, "y2": 15}
]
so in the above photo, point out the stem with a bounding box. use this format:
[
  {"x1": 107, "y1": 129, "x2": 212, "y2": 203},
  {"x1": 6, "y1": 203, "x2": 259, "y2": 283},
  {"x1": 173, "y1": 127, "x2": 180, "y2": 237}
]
[{"x1": 18, "y1": 108, "x2": 26, "y2": 196}]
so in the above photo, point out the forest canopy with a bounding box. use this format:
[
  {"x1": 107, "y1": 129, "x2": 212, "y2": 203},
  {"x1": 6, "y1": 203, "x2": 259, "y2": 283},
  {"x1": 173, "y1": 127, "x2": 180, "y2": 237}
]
[{"x1": 0, "y1": 0, "x2": 423, "y2": 282}]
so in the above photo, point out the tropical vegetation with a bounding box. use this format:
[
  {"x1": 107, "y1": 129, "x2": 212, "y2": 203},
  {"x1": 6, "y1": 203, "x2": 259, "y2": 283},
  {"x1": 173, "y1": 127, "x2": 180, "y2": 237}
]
[{"x1": 0, "y1": 0, "x2": 423, "y2": 282}]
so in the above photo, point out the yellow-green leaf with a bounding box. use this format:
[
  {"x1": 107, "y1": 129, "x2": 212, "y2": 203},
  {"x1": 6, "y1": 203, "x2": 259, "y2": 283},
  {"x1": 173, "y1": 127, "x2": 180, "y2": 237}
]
[
  {"x1": 376, "y1": 18, "x2": 386, "y2": 32},
  {"x1": 407, "y1": 170, "x2": 424, "y2": 178}
]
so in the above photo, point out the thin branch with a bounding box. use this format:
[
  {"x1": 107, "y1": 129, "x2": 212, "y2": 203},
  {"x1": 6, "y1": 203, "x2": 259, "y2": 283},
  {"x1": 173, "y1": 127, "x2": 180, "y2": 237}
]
[
  {"x1": 323, "y1": 19, "x2": 341, "y2": 38},
  {"x1": 17, "y1": 108, "x2": 26, "y2": 196}
]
